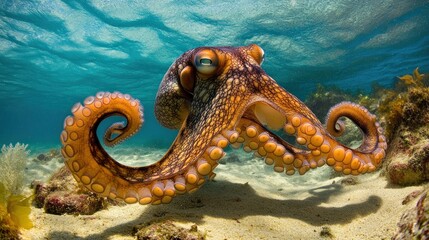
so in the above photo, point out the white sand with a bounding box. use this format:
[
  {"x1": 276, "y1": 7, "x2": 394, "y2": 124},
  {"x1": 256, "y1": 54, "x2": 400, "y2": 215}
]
[{"x1": 21, "y1": 147, "x2": 423, "y2": 240}]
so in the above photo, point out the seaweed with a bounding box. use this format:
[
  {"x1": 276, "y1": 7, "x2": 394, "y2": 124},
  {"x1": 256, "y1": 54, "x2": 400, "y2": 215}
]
[
  {"x1": 377, "y1": 67, "x2": 428, "y2": 141},
  {"x1": 0, "y1": 143, "x2": 33, "y2": 239},
  {"x1": 305, "y1": 84, "x2": 354, "y2": 120},
  {"x1": 0, "y1": 183, "x2": 33, "y2": 228},
  {"x1": 397, "y1": 67, "x2": 425, "y2": 87}
]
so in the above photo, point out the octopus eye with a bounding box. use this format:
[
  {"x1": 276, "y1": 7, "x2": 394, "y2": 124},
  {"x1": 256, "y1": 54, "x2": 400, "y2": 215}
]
[
  {"x1": 199, "y1": 58, "x2": 212, "y2": 65},
  {"x1": 194, "y1": 49, "x2": 219, "y2": 75}
]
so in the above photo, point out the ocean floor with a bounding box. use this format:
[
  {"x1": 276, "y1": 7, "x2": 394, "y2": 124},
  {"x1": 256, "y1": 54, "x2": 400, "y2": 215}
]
[{"x1": 21, "y1": 146, "x2": 423, "y2": 240}]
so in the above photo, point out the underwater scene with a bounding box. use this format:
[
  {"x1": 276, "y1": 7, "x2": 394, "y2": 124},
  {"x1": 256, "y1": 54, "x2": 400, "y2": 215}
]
[{"x1": 1, "y1": 1, "x2": 429, "y2": 239}]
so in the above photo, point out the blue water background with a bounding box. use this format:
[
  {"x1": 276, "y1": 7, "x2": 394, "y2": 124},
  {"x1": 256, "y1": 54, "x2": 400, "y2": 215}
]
[{"x1": 1, "y1": 1, "x2": 428, "y2": 150}]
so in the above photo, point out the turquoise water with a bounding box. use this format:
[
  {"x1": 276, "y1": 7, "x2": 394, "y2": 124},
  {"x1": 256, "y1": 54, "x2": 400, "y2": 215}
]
[{"x1": 1, "y1": 1, "x2": 429, "y2": 150}]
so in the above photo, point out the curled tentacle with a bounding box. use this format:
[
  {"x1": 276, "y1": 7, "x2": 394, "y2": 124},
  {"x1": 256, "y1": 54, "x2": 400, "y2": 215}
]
[
  {"x1": 232, "y1": 105, "x2": 386, "y2": 177},
  {"x1": 61, "y1": 81, "x2": 252, "y2": 205},
  {"x1": 326, "y1": 119, "x2": 346, "y2": 138},
  {"x1": 104, "y1": 122, "x2": 127, "y2": 147},
  {"x1": 280, "y1": 107, "x2": 387, "y2": 175},
  {"x1": 248, "y1": 101, "x2": 386, "y2": 176},
  {"x1": 62, "y1": 91, "x2": 240, "y2": 204}
]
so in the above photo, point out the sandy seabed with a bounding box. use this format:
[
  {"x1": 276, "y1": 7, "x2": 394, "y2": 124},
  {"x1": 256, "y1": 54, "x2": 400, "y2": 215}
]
[{"x1": 20, "y1": 147, "x2": 423, "y2": 240}]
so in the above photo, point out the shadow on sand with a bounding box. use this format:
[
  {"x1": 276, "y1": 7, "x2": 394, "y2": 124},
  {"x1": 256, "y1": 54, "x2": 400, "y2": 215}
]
[{"x1": 47, "y1": 180, "x2": 382, "y2": 239}]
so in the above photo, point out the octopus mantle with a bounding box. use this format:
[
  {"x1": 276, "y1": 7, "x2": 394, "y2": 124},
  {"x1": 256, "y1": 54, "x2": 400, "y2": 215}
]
[{"x1": 61, "y1": 44, "x2": 387, "y2": 205}]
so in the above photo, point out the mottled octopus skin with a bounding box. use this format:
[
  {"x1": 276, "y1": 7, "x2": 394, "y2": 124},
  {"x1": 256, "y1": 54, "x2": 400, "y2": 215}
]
[{"x1": 61, "y1": 44, "x2": 387, "y2": 205}]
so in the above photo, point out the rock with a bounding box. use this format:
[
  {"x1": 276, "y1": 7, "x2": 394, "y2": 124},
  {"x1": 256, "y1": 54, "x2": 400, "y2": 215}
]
[
  {"x1": 384, "y1": 87, "x2": 429, "y2": 186},
  {"x1": 32, "y1": 166, "x2": 108, "y2": 215},
  {"x1": 340, "y1": 176, "x2": 359, "y2": 186},
  {"x1": 43, "y1": 191, "x2": 103, "y2": 215},
  {"x1": 36, "y1": 153, "x2": 48, "y2": 161},
  {"x1": 392, "y1": 191, "x2": 429, "y2": 239},
  {"x1": 385, "y1": 129, "x2": 429, "y2": 185},
  {"x1": 320, "y1": 226, "x2": 334, "y2": 238},
  {"x1": 133, "y1": 220, "x2": 205, "y2": 240},
  {"x1": 34, "y1": 149, "x2": 62, "y2": 162}
]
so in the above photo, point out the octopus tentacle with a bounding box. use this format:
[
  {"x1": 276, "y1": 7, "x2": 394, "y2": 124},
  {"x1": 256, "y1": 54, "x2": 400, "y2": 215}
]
[
  {"x1": 325, "y1": 101, "x2": 386, "y2": 152},
  {"x1": 280, "y1": 101, "x2": 387, "y2": 175},
  {"x1": 235, "y1": 107, "x2": 386, "y2": 176},
  {"x1": 61, "y1": 88, "x2": 245, "y2": 204},
  {"x1": 245, "y1": 90, "x2": 387, "y2": 175}
]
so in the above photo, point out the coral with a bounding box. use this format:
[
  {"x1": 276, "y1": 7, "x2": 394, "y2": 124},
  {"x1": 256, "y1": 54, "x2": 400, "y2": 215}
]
[
  {"x1": 32, "y1": 166, "x2": 112, "y2": 215},
  {"x1": 0, "y1": 143, "x2": 29, "y2": 195},
  {"x1": 392, "y1": 190, "x2": 429, "y2": 239},
  {"x1": 0, "y1": 143, "x2": 33, "y2": 239},
  {"x1": 133, "y1": 220, "x2": 205, "y2": 240}
]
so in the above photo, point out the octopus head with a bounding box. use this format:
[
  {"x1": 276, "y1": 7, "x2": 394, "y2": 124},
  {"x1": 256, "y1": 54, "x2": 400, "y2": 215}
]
[{"x1": 154, "y1": 44, "x2": 267, "y2": 130}]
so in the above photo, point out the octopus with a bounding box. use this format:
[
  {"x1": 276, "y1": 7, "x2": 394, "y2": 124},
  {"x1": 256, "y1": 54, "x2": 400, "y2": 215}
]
[{"x1": 61, "y1": 44, "x2": 387, "y2": 205}]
